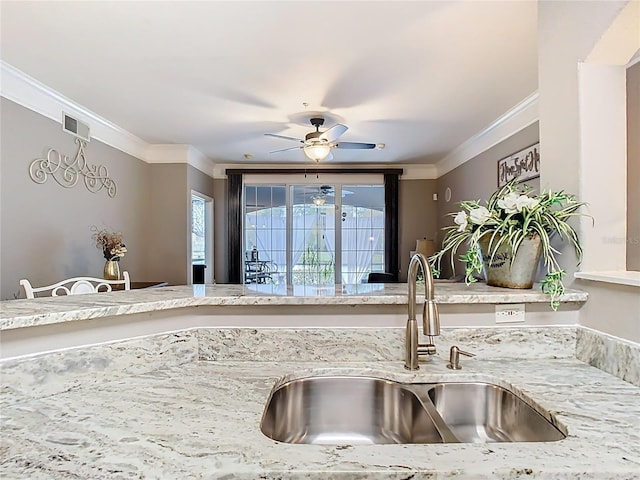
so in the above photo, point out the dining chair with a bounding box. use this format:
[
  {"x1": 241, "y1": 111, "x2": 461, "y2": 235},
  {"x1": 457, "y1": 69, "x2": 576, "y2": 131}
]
[
  {"x1": 367, "y1": 272, "x2": 397, "y2": 283},
  {"x1": 20, "y1": 271, "x2": 131, "y2": 299}
]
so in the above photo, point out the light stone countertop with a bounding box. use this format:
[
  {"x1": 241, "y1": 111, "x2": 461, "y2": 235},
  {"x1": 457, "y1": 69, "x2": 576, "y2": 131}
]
[
  {"x1": 2, "y1": 355, "x2": 639, "y2": 479},
  {"x1": 0, "y1": 282, "x2": 588, "y2": 331}
]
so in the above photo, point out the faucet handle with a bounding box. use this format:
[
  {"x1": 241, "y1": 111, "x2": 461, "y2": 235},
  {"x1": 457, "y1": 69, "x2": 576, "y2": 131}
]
[{"x1": 447, "y1": 345, "x2": 475, "y2": 370}]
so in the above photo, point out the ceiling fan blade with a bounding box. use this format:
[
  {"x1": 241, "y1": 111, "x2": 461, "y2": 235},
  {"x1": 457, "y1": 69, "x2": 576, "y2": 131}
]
[
  {"x1": 264, "y1": 133, "x2": 303, "y2": 143},
  {"x1": 320, "y1": 124, "x2": 348, "y2": 142},
  {"x1": 334, "y1": 142, "x2": 376, "y2": 149},
  {"x1": 269, "y1": 146, "x2": 302, "y2": 154}
]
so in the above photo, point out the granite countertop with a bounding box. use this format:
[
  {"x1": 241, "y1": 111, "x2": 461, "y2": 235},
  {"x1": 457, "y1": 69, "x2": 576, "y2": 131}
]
[
  {"x1": 2, "y1": 352, "x2": 638, "y2": 479},
  {"x1": 0, "y1": 282, "x2": 588, "y2": 331}
]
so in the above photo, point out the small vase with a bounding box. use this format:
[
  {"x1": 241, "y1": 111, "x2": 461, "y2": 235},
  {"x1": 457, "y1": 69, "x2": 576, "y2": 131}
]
[
  {"x1": 478, "y1": 234, "x2": 542, "y2": 289},
  {"x1": 104, "y1": 260, "x2": 120, "y2": 280}
]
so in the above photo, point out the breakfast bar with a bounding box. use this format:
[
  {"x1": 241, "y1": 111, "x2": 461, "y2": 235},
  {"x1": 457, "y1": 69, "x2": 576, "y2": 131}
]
[{"x1": 1, "y1": 283, "x2": 639, "y2": 479}]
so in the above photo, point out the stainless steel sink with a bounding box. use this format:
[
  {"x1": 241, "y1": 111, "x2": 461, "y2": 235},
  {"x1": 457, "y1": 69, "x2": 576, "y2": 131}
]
[
  {"x1": 260, "y1": 376, "x2": 566, "y2": 445},
  {"x1": 426, "y1": 382, "x2": 566, "y2": 443},
  {"x1": 260, "y1": 376, "x2": 443, "y2": 444}
]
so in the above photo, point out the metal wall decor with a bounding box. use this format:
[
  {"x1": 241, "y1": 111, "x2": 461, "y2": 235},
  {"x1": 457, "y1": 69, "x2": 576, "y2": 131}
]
[
  {"x1": 29, "y1": 138, "x2": 117, "y2": 197},
  {"x1": 497, "y1": 142, "x2": 540, "y2": 187}
]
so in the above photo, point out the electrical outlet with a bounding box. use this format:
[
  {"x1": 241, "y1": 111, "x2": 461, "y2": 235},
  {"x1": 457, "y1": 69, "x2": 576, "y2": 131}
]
[{"x1": 495, "y1": 304, "x2": 525, "y2": 323}]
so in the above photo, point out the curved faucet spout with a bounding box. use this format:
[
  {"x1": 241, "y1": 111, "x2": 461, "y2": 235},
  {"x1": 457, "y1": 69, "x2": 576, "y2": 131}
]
[{"x1": 405, "y1": 253, "x2": 440, "y2": 370}]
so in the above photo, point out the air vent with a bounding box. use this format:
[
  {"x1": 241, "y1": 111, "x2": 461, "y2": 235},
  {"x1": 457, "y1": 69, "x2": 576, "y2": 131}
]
[{"x1": 62, "y1": 113, "x2": 90, "y2": 142}]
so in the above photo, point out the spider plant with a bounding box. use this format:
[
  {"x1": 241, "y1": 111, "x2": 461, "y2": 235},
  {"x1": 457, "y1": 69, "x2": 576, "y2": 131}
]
[{"x1": 430, "y1": 178, "x2": 589, "y2": 309}]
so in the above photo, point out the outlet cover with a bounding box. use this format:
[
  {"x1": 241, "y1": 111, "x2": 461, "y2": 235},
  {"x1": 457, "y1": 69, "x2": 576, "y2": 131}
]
[{"x1": 495, "y1": 304, "x2": 525, "y2": 323}]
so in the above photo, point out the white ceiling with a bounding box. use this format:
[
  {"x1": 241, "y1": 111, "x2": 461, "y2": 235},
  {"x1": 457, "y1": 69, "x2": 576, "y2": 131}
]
[{"x1": 0, "y1": 1, "x2": 538, "y2": 166}]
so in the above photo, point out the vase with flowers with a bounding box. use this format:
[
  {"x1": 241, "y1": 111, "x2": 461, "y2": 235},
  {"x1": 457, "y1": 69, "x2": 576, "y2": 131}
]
[
  {"x1": 92, "y1": 227, "x2": 127, "y2": 280},
  {"x1": 430, "y1": 178, "x2": 589, "y2": 309}
]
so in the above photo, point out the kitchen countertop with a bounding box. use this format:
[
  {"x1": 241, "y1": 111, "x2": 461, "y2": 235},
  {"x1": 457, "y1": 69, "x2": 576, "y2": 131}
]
[
  {"x1": 1, "y1": 351, "x2": 638, "y2": 479},
  {"x1": 0, "y1": 282, "x2": 588, "y2": 331}
]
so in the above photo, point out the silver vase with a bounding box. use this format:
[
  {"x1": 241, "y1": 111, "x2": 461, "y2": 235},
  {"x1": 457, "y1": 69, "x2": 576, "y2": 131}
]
[{"x1": 478, "y1": 234, "x2": 542, "y2": 289}]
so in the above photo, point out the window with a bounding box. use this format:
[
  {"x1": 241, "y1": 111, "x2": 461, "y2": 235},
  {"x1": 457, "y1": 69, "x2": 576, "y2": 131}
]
[
  {"x1": 191, "y1": 191, "x2": 214, "y2": 283},
  {"x1": 243, "y1": 180, "x2": 385, "y2": 285}
]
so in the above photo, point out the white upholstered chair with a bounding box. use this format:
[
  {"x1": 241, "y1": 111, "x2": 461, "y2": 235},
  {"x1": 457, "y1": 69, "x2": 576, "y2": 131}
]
[{"x1": 20, "y1": 271, "x2": 131, "y2": 299}]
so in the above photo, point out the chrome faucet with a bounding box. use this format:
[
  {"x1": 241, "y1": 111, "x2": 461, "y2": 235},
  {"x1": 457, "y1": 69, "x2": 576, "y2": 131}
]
[{"x1": 405, "y1": 253, "x2": 440, "y2": 370}]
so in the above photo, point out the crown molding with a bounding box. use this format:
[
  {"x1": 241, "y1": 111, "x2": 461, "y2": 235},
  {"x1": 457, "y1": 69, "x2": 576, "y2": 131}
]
[
  {"x1": 435, "y1": 91, "x2": 539, "y2": 178},
  {"x1": 146, "y1": 144, "x2": 214, "y2": 177},
  {"x1": 145, "y1": 144, "x2": 190, "y2": 163},
  {"x1": 187, "y1": 146, "x2": 216, "y2": 178},
  {"x1": 1, "y1": 61, "x2": 216, "y2": 177},
  {"x1": 1, "y1": 60, "x2": 149, "y2": 159},
  {"x1": 2, "y1": 59, "x2": 529, "y2": 181}
]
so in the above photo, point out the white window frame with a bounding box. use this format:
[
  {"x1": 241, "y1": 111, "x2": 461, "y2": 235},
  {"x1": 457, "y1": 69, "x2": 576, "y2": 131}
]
[
  {"x1": 243, "y1": 173, "x2": 384, "y2": 285},
  {"x1": 189, "y1": 190, "x2": 214, "y2": 284}
]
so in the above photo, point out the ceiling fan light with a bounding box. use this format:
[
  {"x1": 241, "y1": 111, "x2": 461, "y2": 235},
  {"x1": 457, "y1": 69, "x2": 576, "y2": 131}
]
[
  {"x1": 312, "y1": 195, "x2": 326, "y2": 206},
  {"x1": 303, "y1": 143, "x2": 331, "y2": 162}
]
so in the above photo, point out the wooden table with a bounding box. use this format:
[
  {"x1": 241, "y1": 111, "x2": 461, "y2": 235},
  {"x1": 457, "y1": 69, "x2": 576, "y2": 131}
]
[{"x1": 115, "y1": 281, "x2": 168, "y2": 290}]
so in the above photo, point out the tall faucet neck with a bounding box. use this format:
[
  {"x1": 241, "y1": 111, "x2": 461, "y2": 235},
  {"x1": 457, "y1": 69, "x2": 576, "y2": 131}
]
[
  {"x1": 407, "y1": 253, "x2": 436, "y2": 321},
  {"x1": 405, "y1": 253, "x2": 440, "y2": 370}
]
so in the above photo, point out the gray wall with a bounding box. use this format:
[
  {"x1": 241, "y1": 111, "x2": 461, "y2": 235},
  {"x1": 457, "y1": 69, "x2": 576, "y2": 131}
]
[
  {"x1": 145, "y1": 164, "x2": 216, "y2": 286},
  {"x1": 434, "y1": 122, "x2": 540, "y2": 277},
  {"x1": 537, "y1": 1, "x2": 637, "y2": 342},
  {"x1": 627, "y1": 61, "x2": 639, "y2": 271},
  {"x1": 0, "y1": 98, "x2": 151, "y2": 300},
  {"x1": 398, "y1": 179, "x2": 438, "y2": 282},
  {"x1": 146, "y1": 164, "x2": 189, "y2": 285},
  {"x1": 188, "y1": 164, "x2": 215, "y2": 199},
  {"x1": 188, "y1": 164, "x2": 215, "y2": 283},
  {"x1": 212, "y1": 178, "x2": 228, "y2": 283},
  {"x1": 0, "y1": 99, "x2": 218, "y2": 298}
]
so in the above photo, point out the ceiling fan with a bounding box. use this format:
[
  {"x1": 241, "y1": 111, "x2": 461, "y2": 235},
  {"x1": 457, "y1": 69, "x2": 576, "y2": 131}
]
[
  {"x1": 264, "y1": 117, "x2": 377, "y2": 162},
  {"x1": 306, "y1": 185, "x2": 354, "y2": 206}
]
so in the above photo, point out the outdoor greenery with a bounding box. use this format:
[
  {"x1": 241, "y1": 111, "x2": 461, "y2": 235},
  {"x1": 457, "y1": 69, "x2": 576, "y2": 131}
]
[{"x1": 292, "y1": 246, "x2": 335, "y2": 285}]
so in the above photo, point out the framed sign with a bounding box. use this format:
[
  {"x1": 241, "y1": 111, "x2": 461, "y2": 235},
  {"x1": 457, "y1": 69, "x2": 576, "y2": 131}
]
[{"x1": 497, "y1": 142, "x2": 540, "y2": 187}]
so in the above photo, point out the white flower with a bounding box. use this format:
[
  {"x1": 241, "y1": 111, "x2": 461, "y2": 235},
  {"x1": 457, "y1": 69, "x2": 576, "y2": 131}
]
[
  {"x1": 515, "y1": 195, "x2": 538, "y2": 211},
  {"x1": 453, "y1": 211, "x2": 468, "y2": 232},
  {"x1": 497, "y1": 192, "x2": 520, "y2": 214},
  {"x1": 469, "y1": 206, "x2": 491, "y2": 224}
]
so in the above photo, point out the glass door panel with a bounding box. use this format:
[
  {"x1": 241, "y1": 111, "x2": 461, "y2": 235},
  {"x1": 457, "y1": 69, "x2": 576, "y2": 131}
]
[
  {"x1": 290, "y1": 185, "x2": 336, "y2": 286},
  {"x1": 244, "y1": 185, "x2": 286, "y2": 284},
  {"x1": 341, "y1": 185, "x2": 385, "y2": 284}
]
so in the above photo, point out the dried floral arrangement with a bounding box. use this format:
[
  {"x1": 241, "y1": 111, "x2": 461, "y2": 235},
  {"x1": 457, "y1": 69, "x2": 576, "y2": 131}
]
[{"x1": 91, "y1": 226, "x2": 127, "y2": 261}]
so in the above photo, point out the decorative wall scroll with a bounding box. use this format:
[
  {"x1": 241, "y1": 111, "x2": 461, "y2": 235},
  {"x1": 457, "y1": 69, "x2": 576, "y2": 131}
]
[
  {"x1": 497, "y1": 142, "x2": 540, "y2": 187},
  {"x1": 29, "y1": 138, "x2": 117, "y2": 197}
]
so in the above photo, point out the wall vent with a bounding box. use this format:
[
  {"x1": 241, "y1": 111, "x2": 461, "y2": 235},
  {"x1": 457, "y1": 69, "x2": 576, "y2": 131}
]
[{"x1": 62, "y1": 113, "x2": 91, "y2": 142}]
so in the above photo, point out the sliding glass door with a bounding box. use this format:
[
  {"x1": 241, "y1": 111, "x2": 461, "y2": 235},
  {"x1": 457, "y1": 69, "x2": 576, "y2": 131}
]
[{"x1": 243, "y1": 181, "x2": 384, "y2": 285}]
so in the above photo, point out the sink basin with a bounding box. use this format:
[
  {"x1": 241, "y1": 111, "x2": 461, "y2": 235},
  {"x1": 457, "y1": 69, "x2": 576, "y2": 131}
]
[
  {"x1": 426, "y1": 382, "x2": 566, "y2": 443},
  {"x1": 260, "y1": 376, "x2": 566, "y2": 445},
  {"x1": 260, "y1": 376, "x2": 443, "y2": 444}
]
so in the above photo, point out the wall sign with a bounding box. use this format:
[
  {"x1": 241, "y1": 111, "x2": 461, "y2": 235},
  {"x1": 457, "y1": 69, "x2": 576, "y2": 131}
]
[
  {"x1": 497, "y1": 142, "x2": 540, "y2": 187},
  {"x1": 29, "y1": 138, "x2": 117, "y2": 197}
]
